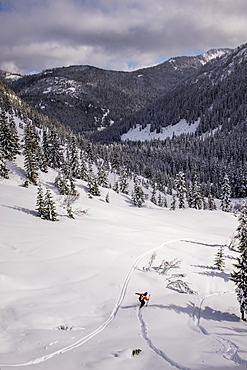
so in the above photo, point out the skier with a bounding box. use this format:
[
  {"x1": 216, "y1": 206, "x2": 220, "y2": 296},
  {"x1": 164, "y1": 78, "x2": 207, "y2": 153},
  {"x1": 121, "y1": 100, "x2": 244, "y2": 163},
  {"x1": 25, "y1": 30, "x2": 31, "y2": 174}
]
[{"x1": 135, "y1": 291, "x2": 149, "y2": 309}]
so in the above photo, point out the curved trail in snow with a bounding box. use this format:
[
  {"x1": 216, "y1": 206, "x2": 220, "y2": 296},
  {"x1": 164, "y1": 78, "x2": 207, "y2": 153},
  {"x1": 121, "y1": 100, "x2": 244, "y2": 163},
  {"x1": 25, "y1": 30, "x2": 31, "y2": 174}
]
[
  {"x1": 138, "y1": 308, "x2": 191, "y2": 370},
  {"x1": 192, "y1": 292, "x2": 247, "y2": 366},
  {"x1": 0, "y1": 239, "x2": 180, "y2": 368}
]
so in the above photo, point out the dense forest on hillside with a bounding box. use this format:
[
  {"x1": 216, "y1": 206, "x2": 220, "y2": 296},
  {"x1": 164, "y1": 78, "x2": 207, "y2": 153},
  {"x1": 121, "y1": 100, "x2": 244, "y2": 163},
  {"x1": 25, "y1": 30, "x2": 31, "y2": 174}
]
[
  {"x1": 5, "y1": 51, "x2": 226, "y2": 135},
  {"x1": 1, "y1": 44, "x2": 247, "y2": 205},
  {"x1": 93, "y1": 44, "x2": 247, "y2": 143},
  {"x1": 95, "y1": 118, "x2": 247, "y2": 199}
]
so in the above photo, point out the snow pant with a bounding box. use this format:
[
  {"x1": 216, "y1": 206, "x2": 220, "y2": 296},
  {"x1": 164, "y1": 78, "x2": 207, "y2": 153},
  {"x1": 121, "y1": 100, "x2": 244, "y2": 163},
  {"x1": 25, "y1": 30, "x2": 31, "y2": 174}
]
[{"x1": 140, "y1": 300, "x2": 145, "y2": 309}]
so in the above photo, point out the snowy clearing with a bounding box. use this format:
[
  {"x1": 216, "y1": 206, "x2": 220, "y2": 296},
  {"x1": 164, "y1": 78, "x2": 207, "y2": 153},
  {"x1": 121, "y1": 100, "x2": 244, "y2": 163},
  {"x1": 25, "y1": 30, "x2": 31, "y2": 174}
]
[
  {"x1": 121, "y1": 120, "x2": 200, "y2": 142},
  {"x1": 0, "y1": 157, "x2": 247, "y2": 370}
]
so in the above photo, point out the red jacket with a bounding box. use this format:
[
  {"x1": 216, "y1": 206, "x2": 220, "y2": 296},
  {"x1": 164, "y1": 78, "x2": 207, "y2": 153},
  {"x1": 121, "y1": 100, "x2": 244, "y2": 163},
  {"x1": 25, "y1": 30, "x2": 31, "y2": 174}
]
[{"x1": 135, "y1": 293, "x2": 149, "y2": 301}]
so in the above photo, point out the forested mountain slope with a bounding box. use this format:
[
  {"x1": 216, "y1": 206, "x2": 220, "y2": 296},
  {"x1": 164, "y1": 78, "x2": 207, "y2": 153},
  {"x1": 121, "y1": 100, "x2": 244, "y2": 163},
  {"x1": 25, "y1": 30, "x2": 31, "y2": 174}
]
[
  {"x1": 93, "y1": 43, "x2": 246, "y2": 142},
  {"x1": 1, "y1": 45, "x2": 246, "y2": 200},
  {"x1": 3, "y1": 49, "x2": 230, "y2": 135}
]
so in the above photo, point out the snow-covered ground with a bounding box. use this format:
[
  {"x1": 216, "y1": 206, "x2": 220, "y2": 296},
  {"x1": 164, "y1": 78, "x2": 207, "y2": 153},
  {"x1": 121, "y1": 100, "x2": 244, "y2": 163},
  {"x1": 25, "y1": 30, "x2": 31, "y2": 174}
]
[
  {"x1": 1, "y1": 156, "x2": 247, "y2": 370},
  {"x1": 121, "y1": 120, "x2": 200, "y2": 142}
]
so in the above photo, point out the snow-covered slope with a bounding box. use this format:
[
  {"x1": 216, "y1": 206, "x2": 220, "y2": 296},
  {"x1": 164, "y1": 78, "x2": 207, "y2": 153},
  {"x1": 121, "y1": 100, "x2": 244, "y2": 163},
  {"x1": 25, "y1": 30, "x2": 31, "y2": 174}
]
[
  {"x1": 0, "y1": 155, "x2": 246, "y2": 370},
  {"x1": 121, "y1": 119, "x2": 200, "y2": 142}
]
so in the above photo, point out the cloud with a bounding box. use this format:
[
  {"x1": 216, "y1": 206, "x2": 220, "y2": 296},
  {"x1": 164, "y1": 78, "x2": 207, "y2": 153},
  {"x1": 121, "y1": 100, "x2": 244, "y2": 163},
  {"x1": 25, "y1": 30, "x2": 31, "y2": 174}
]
[{"x1": 0, "y1": 0, "x2": 246, "y2": 74}]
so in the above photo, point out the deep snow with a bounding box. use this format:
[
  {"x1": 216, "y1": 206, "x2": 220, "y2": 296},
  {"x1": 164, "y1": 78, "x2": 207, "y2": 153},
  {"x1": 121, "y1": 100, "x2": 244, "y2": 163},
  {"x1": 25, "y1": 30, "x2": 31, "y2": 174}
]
[
  {"x1": 121, "y1": 120, "x2": 200, "y2": 142},
  {"x1": 0, "y1": 156, "x2": 247, "y2": 370}
]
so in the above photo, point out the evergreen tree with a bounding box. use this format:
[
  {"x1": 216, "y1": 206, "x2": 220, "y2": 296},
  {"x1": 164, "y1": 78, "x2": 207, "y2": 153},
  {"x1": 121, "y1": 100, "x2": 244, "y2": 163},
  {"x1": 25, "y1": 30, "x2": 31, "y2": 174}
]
[
  {"x1": 0, "y1": 150, "x2": 9, "y2": 178},
  {"x1": 191, "y1": 173, "x2": 203, "y2": 209},
  {"x1": 119, "y1": 166, "x2": 129, "y2": 194},
  {"x1": 87, "y1": 166, "x2": 101, "y2": 196},
  {"x1": 23, "y1": 121, "x2": 39, "y2": 185},
  {"x1": 55, "y1": 172, "x2": 77, "y2": 196},
  {"x1": 42, "y1": 128, "x2": 50, "y2": 164},
  {"x1": 235, "y1": 202, "x2": 247, "y2": 253},
  {"x1": 175, "y1": 171, "x2": 186, "y2": 209},
  {"x1": 187, "y1": 183, "x2": 193, "y2": 208},
  {"x1": 231, "y1": 247, "x2": 247, "y2": 321},
  {"x1": 214, "y1": 245, "x2": 225, "y2": 271},
  {"x1": 44, "y1": 189, "x2": 58, "y2": 221},
  {"x1": 157, "y1": 193, "x2": 163, "y2": 207},
  {"x1": 35, "y1": 144, "x2": 48, "y2": 173},
  {"x1": 208, "y1": 192, "x2": 217, "y2": 210},
  {"x1": 231, "y1": 202, "x2": 247, "y2": 320},
  {"x1": 36, "y1": 183, "x2": 46, "y2": 219},
  {"x1": 67, "y1": 136, "x2": 80, "y2": 178},
  {"x1": 47, "y1": 130, "x2": 63, "y2": 169},
  {"x1": 0, "y1": 109, "x2": 19, "y2": 160},
  {"x1": 170, "y1": 194, "x2": 176, "y2": 210},
  {"x1": 80, "y1": 149, "x2": 88, "y2": 181},
  {"x1": 8, "y1": 112, "x2": 20, "y2": 157},
  {"x1": 132, "y1": 177, "x2": 145, "y2": 207},
  {"x1": 97, "y1": 161, "x2": 109, "y2": 188},
  {"x1": 150, "y1": 187, "x2": 157, "y2": 205},
  {"x1": 221, "y1": 174, "x2": 232, "y2": 212}
]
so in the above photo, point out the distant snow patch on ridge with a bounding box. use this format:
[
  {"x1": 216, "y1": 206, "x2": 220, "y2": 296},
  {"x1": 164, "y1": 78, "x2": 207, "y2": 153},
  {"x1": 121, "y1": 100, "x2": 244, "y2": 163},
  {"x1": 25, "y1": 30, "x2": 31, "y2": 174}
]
[
  {"x1": 121, "y1": 119, "x2": 200, "y2": 142},
  {"x1": 201, "y1": 48, "x2": 231, "y2": 65}
]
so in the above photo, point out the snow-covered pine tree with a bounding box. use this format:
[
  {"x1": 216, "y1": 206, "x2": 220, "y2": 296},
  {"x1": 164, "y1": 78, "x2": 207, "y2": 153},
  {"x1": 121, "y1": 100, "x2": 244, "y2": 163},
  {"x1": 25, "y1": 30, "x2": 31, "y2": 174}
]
[
  {"x1": 235, "y1": 202, "x2": 247, "y2": 253},
  {"x1": 36, "y1": 182, "x2": 46, "y2": 219},
  {"x1": 44, "y1": 188, "x2": 58, "y2": 221},
  {"x1": 38, "y1": 148, "x2": 48, "y2": 173},
  {"x1": 175, "y1": 171, "x2": 186, "y2": 209},
  {"x1": 87, "y1": 165, "x2": 101, "y2": 196},
  {"x1": 214, "y1": 245, "x2": 225, "y2": 271},
  {"x1": 231, "y1": 202, "x2": 247, "y2": 320},
  {"x1": 8, "y1": 111, "x2": 20, "y2": 158},
  {"x1": 191, "y1": 173, "x2": 203, "y2": 209},
  {"x1": 23, "y1": 121, "x2": 39, "y2": 185},
  {"x1": 0, "y1": 150, "x2": 9, "y2": 178},
  {"x1": 119, "y1": 166, "x2": 129, "y2": 194},
  {"x1": 79, "y1": 149, "x2": 88, "y2": 181},
  {"x1": 220, "y1": 174, "x2": 232, "y2": 212},
  {"x1": 42, "y1": 128, "x2": 50, "y2": 165},
  {"x1": 0, "y1": 109, "x2": 19, "y2": 160},
  {"x1": 162, "y1": 194, "x2": 168, "y2": 208},
  {"x1": 187, "y1": 183, "x2": 193, "y2": 208},
  {"x1": 150, "y1": 187, "x2": 157, "y2": 205},
  {"x1": 231, "y1": 248, "x2": 247, "y2": 321},
  {"x1": 67, "y1": 136, "x2": 80, "y2": 178},
  {"x1": 47, "y1": 130, "x2": 64, "y2": 169},
  {"x1": 132, "y1": 177, "x2": 145, "y2": 207},
  {"x1": 97, "y1": 161, "x2": 109, "y2": 188},
  {"x1": 166, "y1": 178, "x2": 173, "y2": 195},
  {"x1": 170, "y1": 194, "x2": 176, "y2": 210},
  {"x1": 157, "y1": 193, "x2": 163, "y2": 207},
  {"x1": 208, "y1": 192, "x2": 217, "y2": 210}
]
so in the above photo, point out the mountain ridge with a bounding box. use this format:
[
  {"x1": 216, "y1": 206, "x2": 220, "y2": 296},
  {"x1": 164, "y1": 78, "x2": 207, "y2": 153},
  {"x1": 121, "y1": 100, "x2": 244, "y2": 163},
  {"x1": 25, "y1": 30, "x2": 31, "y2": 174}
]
[
  {"x1": 1, "y1": 48, "x2": 231, "y2": 136},
  {"x1": 92, "y1": 43, "x2": 246, "y2": 142}
]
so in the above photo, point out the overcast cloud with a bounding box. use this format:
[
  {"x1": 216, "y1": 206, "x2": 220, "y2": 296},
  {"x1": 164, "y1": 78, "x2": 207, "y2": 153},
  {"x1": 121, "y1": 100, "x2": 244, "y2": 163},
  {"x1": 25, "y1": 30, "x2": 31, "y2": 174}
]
[{"x1": 0, "y1": 0, "x2": 246, "y2": 74}]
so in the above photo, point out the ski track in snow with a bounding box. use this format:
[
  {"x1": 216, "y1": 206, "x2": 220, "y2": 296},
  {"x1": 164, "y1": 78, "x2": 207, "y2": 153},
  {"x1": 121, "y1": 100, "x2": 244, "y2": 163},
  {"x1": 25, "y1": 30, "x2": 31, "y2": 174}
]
[
  {"x1": 192, "y1": 292, "x2": 247, "y2": 366},
  {"x1": 2, "y1": 238, "x2": 246, "y2": 368},
  {"x1": 137, "y1": 308, "x2": 191, "y2": 370},
  {"x1": 0, "y1": 239, "x2": 180, "y2": 367}
]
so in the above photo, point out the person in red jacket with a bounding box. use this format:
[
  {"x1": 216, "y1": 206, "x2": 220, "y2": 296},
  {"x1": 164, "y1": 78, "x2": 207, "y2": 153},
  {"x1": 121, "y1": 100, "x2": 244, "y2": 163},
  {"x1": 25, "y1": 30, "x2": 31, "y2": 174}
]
[{"x1": 135, "y1": 292, "x2": 149, "y2": 308}]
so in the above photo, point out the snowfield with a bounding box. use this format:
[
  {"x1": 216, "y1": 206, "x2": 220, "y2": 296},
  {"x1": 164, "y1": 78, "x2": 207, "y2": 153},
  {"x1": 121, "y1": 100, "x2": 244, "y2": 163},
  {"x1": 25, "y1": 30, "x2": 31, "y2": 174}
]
[
  {"x1": 121, "y1": 120, "x2": 200, "y2": 142},
  {"x1": 0, "y1": 157, "x2": 247, "y2": 370}
]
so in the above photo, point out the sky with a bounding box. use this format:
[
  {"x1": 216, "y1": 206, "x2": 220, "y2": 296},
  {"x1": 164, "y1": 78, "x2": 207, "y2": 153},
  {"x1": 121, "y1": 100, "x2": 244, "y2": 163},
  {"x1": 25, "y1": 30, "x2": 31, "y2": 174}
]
[{"x1": 0, "y1": 0, "x2": 247, "y2": 75}]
